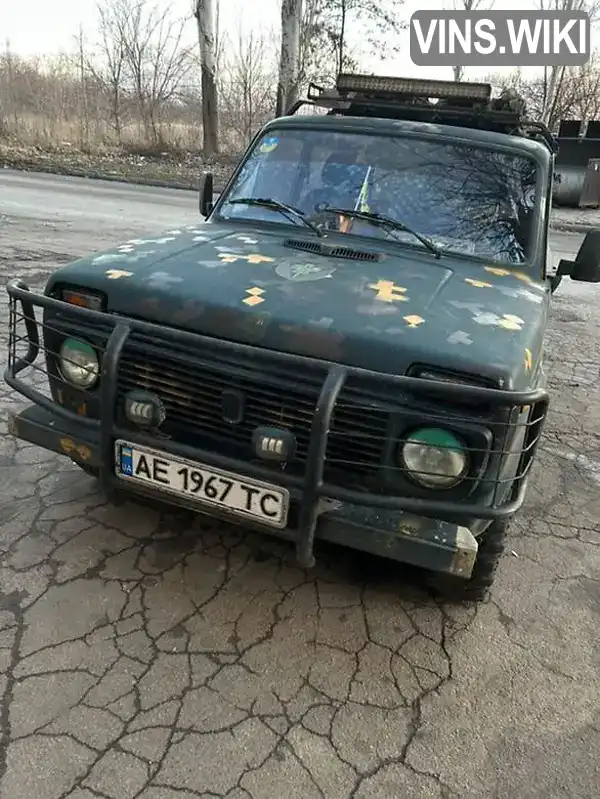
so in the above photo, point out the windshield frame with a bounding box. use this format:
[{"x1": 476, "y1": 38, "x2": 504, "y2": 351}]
[{"x1": 210, "y1": 119, "x2": 549, "y2": 272}]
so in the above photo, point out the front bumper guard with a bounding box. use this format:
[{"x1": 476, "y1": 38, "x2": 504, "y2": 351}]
[
  {"x1": 8, "y1": 403, "x2": 480, "y2": 578},
  {"x1": 4, "y1": 278, "x2": 549, "y2": 575}
]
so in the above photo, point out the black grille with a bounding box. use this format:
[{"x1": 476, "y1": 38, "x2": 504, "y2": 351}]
[
  {"x1": 284, "y1": 238, "x2": 381, "y2": 261},
  {"x1": 116, "y1": 335, "x2": 390, "y2": 486}
]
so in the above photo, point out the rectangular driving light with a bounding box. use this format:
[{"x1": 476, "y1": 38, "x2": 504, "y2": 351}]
[
  {"x1": 252, "y1": 427, "x2": 296, "y2": 462},
  {"x1": 336, "y1": 73, "x2": 492, "y2": 102}
]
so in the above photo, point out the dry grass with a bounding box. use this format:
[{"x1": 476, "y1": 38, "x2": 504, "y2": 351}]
[
  {"x1": 7, "y1": 114, "x2": 205, "y2": 152},
  {"x1": 0, "y1": 139, "x2": 240, "y2": 191},
  {"x1": 0, "y1": 40, "x2": 272, "y2": 187},
  {"x1": 2, "y1": 110, "x2": 253, "y2": 156}
]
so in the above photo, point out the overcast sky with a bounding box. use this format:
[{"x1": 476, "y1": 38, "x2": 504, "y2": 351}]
[{"x1": 0, "y1": 0, "x2": 590, "y2": 81}]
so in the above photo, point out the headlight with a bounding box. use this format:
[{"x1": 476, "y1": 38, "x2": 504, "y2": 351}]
[
  {"x1": 58, "y1": 338, "x2": 99, "y2": 388},
  {"x1": 400, "y1": 427, "x2": 468, "y2": 489}
]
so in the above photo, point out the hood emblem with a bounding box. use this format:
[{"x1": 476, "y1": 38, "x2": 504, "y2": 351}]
[{"x1": 275, "y1": 260, "x2": 336, "y2": 281}]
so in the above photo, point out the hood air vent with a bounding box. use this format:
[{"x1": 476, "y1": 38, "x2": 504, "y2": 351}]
[{"x1": 284, "y1": 238, "x2": 381, "y2": 262}]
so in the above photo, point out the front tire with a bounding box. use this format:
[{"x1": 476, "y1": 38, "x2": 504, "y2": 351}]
[{"x1": 427, "y1": 520, "x2": 508, "y2": 602}]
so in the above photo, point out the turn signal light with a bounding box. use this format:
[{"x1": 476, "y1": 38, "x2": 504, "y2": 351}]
[{"x1": 61, "y1": 289, "x2": 103, "y2": 310}]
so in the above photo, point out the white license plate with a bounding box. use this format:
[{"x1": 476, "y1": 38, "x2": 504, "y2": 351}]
[{"x1": 114, "y1": 440, "x2": 289, "y2": 528}]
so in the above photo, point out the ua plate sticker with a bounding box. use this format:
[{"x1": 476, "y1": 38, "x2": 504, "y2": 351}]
[{"x1": 120, "y1": 445, "x2": 133, "y2": 476}]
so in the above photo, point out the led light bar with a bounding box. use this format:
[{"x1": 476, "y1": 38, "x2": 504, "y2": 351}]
[{"x1": 336, "y1": 73, "x2": 492, "y2": 102}]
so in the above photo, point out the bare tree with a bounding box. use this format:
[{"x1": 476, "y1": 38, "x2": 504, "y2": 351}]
[
  {"x1": 487, "y1": 49, "x2": 600, "y2": 129},
  {"x1": 86, "y1": 0, "x2": 194, "y2": 148},
  {"x1": 88, "y1": 2, "x2": 128, "y2": 141},
  {"x1": 122, "y1": 1, "x2": 193, "y2": 147},
  {"x1": 0, "y1": 34, "x2": 207, "y2": 153},
  {"x1": 539, "y1": 0, "x2": 600, "y2": 125},
  {"x1": 276, "y1": 0, "x2": 302, "y2": 116},
  {"x1": 452, "y1": 0, "x2": 495, "y2": 81},
  {"x1": 571, "y1": 52, "x2": 600, "y2": 120},
  {"x1": 74, "y1": 26, "x2": 91, "y2": 147},
  {"x1": 298, "y1": 0, "x2": 406, "y2": 86},
  {"x1": 221, "y1": 29, "x2": 276, "y2": 145},
  {"x1": 194, "y1": 0, "x2": 219, "y2": 156}
]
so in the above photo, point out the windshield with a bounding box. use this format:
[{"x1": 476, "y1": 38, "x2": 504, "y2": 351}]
[{"x1": 218, "y1": 128, "x2": 540, "y2": 265}]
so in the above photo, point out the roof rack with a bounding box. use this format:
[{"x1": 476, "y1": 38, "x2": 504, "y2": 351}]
[{"x1": 286, "y1": 72, "x2": 558, "y2": 154}]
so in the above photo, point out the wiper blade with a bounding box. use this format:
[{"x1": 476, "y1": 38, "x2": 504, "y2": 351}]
[
  {"x1": 227, "y1": 197, "x2": 323, "y2": 237},
  {"x1": 324, "y1": 207, "x2": 442, "y2": 258}
]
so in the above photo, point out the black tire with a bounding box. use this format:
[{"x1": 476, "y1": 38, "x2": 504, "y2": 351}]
[
  {"x1": 550, "y1": 274, "x2": 562, "y2": 294},
  {"x1": 427, "y1": 520, "x2": 508, "y2": 602}
]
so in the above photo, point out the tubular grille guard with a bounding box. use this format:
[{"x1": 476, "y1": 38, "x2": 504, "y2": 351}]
[{"x1": 5, "y1": 279, "x2": 550, "y2": 567}]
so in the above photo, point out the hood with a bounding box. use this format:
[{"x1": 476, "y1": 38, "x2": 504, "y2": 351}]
[{"x1": 47, "y1": 221, "x2": 549, "y2": 389}]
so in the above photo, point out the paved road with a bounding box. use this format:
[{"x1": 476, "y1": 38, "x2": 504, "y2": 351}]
[{"x1": 0, "y1": 170, "x2": 599, "y2": 799}]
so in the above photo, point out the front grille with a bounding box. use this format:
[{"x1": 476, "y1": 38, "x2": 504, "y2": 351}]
[
  {"x1": 6, "y1": 279, "x2": 551, "y2": 519},
  {"x1": 116, "y1": 334, "x2": 390, "y2": 486}
]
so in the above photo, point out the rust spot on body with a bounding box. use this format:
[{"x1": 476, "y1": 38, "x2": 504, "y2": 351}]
[{"x1": 60, "y1": 437, "x2": 92, "y2": 460}]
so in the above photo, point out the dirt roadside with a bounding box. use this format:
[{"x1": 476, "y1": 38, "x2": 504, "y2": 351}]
[{"x1": 0, "y1": 142, "x2": 239, "y2": 193}]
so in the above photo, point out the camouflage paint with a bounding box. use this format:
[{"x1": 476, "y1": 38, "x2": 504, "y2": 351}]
[{"x1": 44, "y1": 221, "x2": 550, "y2": 391}]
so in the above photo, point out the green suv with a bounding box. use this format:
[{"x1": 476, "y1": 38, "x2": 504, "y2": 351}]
[{"x1": 6, "y1": 73, "x2": 600, "y2": 600}]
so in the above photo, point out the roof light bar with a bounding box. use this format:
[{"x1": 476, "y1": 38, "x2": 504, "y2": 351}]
[{"x1": 336, "y1": 73, "x2": 492, "y2": 102}]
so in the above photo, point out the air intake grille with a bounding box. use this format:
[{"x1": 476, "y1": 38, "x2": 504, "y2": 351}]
[{"x1": 284, "y1": 238, "x2": 381, "y2": 261}]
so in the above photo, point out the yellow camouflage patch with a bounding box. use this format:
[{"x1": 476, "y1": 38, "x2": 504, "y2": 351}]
[
  {"x1": 369, "y1": 279, "x2": 408, "y2": 302},
  {"x1": 498, "y1": 314, "x2": 524, "y2": 330},
  {"x1": 465, "y1": 278, "x2": 493, "y2": 288},
  {"x1": 106, "y1": 270, "x2": 133, "y2": 279},
  {"x1": 243, "y1": 287, "x2": 265, "y2": 306}
]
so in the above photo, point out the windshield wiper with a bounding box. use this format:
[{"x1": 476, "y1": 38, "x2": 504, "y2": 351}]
[
  {"x1": 226, "y1": 197, "x2": 324, "y2": 237},
  {"x1": 323, "y1": 207, "x2": 442, "y2": 258}
]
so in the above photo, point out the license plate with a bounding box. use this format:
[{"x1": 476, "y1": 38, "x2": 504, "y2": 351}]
[{"x1": 114, "y1": 440, "x2": 289, "y2": 528}]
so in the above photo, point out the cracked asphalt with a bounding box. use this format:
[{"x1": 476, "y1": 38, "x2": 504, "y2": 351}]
[{"x1": 0, "y1": 169, "x2": 599, "y2": 799}]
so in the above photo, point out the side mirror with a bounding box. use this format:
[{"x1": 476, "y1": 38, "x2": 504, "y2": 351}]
[
  {"x1": 200, "y1": 172, "x2": 214, "y2": 217},
  {"x1": 556, "y1": 228, "x2": 600, "y2": 283}
]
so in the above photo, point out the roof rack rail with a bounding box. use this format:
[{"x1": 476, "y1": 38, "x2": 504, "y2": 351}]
[{"x1": 285, "y1": 72, "x2": 558, "y2": 154}]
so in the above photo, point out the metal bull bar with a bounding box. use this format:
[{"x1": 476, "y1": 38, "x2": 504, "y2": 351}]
[{"x1": 5, "y1": 278, "x2": 550, "y2": 570}]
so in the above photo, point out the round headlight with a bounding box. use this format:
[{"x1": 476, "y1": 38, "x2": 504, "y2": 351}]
[
  {"x1": 58, "y1": 338, "x2": 99, "y2": 388},
  {"x1": 400, "y1": 427, "x2": 468, "y2": 489}
]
